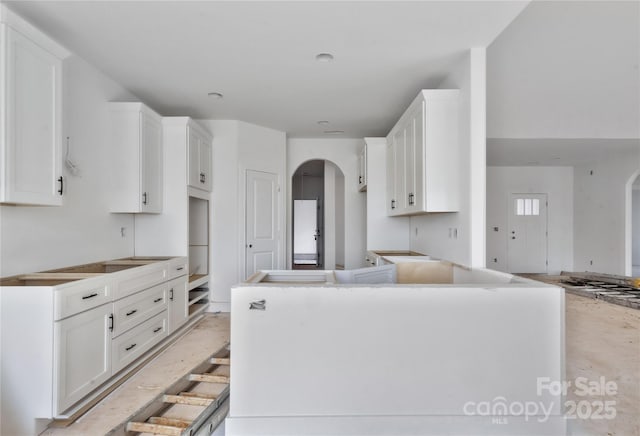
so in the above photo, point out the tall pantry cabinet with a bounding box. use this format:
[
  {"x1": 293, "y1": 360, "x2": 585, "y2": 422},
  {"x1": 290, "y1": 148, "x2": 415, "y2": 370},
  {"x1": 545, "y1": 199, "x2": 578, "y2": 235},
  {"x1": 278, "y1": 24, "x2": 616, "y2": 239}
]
[
  {"x1": 0, "y1": 5, "x2": 70, "y2": 206},
  {"x1": 135, "y1": 117, "x2": 212, "y2": 325}
]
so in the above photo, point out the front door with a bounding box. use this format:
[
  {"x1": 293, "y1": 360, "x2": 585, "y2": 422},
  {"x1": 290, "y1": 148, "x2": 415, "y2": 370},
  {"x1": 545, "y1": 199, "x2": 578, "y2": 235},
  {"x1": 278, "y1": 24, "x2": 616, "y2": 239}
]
[
  {"x1": 507, "y1": 193, "x2": 548, "y2": 273},
  {"x1": 245, "y1": 170, "x2": 279, "y2": 278}
]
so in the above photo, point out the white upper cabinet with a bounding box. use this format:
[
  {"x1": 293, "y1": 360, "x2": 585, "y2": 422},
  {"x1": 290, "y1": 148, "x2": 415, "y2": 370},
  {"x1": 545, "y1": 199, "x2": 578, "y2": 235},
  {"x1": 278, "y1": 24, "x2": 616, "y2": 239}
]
[
  {"x1": 187, "y1": 122, "x2": 212, "y2": 191},
  {"x1": 110, "y1": 102, "x2": 163, "y2": 213},
  {"x1": 386, "y1": 90, "x2": 459, "y2": 216},
  {"x1": 358, "y1": 145, "x2": 367, "y2": 192},
  {"x1": 0, "y1": 7, "x2": 70, "y2": 206}
]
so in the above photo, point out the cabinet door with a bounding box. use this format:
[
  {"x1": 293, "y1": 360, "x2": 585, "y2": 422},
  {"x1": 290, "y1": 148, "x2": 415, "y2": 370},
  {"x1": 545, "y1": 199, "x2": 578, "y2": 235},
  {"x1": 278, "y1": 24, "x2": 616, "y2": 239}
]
[
  {"x1": 357, "y1": 147, "x2": 367, "y2": 192},
  {"x1": 1, "y1": 25, "x2": 62, "y2": 206},
  {"x1": 198, "y1": 137, "x2": 212, "y2": 191},
  {"x1": 403, "y1": 118, "x2": 416, "y2": 213},
  {"x1": 392, "y1": 129, "x2": 405, "y2": 215},
  {"x1": 167, "y1": 276, "x2": 188, "y2": 334},
  {"x1": 140, "y1": 111, "x2": 162, "y2": 213},
  {"x1": 412, "y1": 102, "x2": 425, "y2": 211},
  {"x1": 385, "y1": 140, "x2": 396, "y2": 215},
  {"x1": 187, "y1": 127, "x2": 201, "y2": 188},
  {"x1": 54, "y1": 304, "x2": 112, "y2": 414}
]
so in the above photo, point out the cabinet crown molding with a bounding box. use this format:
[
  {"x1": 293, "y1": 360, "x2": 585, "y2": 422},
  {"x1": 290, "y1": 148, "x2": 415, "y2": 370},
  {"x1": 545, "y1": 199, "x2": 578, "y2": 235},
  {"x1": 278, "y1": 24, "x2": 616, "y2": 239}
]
[{"x1": 0, "y1": 4, "x2": 70, "y2": 59}]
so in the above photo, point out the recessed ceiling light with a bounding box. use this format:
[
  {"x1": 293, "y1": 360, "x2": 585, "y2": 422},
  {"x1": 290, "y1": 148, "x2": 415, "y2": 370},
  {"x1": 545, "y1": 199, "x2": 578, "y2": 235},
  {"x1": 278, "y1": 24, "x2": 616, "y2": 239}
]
[
  {"x1": 207, "y1": 92, "x2": 223, "y2": 99},
  {"x1": 315, "y1": 53, "x2": 334, "y2": 62},
  {"x1": 317, "y1": 120, "x2": 330, "y2": 125},
  {"x1": 324, "y1": 130, "x2": 344, "y2": 135}
]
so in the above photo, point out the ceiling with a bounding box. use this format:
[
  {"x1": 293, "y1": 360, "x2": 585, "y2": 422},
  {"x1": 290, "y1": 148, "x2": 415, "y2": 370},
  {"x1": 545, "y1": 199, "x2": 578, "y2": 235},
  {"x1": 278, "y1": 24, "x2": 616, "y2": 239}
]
[{"x1": 6, "y1": 0, "x2": 529, "y2": 138}]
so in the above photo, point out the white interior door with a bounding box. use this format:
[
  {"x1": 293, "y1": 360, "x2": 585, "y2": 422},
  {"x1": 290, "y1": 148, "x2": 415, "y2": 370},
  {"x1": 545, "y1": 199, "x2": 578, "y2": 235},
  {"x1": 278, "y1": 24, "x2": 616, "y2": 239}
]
[
  {"x1": 507, "y1": 193, "x2": 548, "y2": 273},
  {"x1": 294, "y1": 200, "x2": 318, "y2": 264},
  {"x1": 246, "y1": 170, "x2": 279, "y2": 278}
]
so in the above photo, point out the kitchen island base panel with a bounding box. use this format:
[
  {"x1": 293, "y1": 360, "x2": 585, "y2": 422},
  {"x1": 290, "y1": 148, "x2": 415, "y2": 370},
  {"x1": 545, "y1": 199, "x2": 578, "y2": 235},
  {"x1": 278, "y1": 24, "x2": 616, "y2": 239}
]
[{"x1": 229, "y1": 282, "x2": 565, "y2": 435}]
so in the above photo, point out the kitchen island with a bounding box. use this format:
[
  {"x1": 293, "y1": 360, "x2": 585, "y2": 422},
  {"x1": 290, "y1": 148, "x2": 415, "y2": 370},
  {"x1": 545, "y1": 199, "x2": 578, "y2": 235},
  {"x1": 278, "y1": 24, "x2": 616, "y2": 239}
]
[{"x1": 228, "y1": 262, "x2": 566, "y2": 435}]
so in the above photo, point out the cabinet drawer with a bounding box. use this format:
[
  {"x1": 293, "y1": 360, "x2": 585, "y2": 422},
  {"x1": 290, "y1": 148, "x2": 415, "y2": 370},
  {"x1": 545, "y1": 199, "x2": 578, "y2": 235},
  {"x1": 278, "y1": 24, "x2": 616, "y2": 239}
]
[
  {"x1": 112, "y1": 283, "x2": 167, "y2": 337},
  {"x1": 168, "y1": 257, "x2": 188, "y2": 279},
  {"x1": 112, "y1": 310, "x2": 167, "y2": 374},
  {"x1": 54, "y1": 277, "x2": 112, "y2": 320},
  {"x1": 114, "y1": 261, "x2": 168, "y2": 300}
]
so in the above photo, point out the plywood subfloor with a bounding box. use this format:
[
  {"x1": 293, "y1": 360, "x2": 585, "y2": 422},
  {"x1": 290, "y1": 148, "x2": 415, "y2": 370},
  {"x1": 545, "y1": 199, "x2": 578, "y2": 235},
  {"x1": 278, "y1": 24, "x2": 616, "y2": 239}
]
[
  {"x1": 43, "y1": 313, "x2": 230, "y2": 436},
  {"x1": 565, "y1": 292, "x2": 640, "y2": 436}
]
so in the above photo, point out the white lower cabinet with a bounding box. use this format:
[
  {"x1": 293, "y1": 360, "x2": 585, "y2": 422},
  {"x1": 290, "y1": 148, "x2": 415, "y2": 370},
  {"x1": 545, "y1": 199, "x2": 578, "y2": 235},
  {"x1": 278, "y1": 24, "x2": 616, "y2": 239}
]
[
  {"x1": 0, "y1": 256, "x2": 191, "y2": 435},
  {"x1": 112, "y1": 311, "x2": 168, "y2": 374},
  {"x1": 54, "y1": 303, "x2": 112, "y2": 414},
  {"x1": 168, "y1": 275, "x2": 188, "y2": 334}
]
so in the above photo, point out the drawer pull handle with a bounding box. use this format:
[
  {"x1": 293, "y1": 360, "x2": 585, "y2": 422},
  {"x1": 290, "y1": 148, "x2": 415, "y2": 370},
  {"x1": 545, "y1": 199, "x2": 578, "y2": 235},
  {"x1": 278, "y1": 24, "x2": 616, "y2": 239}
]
[
  {"x1": 109, "y1": 314, "x2": 114, "y2": 332},
  {"x1": 176, "y1": 267, "x2": 184, "y2": 271},
  {"x1": 153, "y1": 327, "x2": 162, "y2": 333},
  {"x1": 126, "y1": 309, "x2": 137, "y2": 316},
  {"x1": 249, "y1": 299, "x2": 266, "y2": 311},
  {"x1": 125, "y1": 343, "x2": 137, "y2": 351},
  {"x1": 153, "y1": 297, "x2": 162, "y2": 303},
  {"x1": 82, "y1": 293, "x2": 98, "y2": 300}
]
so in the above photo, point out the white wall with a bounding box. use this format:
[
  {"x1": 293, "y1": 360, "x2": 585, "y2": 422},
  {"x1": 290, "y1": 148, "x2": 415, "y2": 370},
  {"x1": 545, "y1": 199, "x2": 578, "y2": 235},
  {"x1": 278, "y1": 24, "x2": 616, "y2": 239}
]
[
  {"x1": 287, "y1": 138, "x2": 366, "y2": 270},
  {"x1": 335, "y1": 169, "x2": 345, "y2": 267},
  {"x1": 0, "y1": 55, "x2": 138, "y2": 277},
  {"x1": 202, "y1": 120, "x2": 286, "y2": 311},
  {"x1": 487, "y1": 1, "x2": 640, "y2": 139},
  {"x1": 574, "y1": 147, "x2": 640, "y2": 275},
  {"x1": 633, "y1": 188, "x2": 640, "y2": 270},
  {"x1": 410, "y1": 49, "x2": 486, "y2": 268},
  {"x1": 323, "y1": 162, "x2": 336, "y2": 270},
  {"x1": 487, "y1": 166, "x2": 574, "y2": 274}
]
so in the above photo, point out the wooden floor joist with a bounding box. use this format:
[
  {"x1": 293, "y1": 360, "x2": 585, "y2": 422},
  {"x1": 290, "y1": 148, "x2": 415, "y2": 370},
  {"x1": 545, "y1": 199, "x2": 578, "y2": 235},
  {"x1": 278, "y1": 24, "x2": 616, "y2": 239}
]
[
  {"x1": 210, "y1": 357, "x2": 230, "y2": 365},
  {"x1": 163, "y1": 394, "x2": 214, "y2": 407},
  {"x1": 126, "y1": 421, "x2": 183, "y2": 436},
  {"x1": 188, "y1": 373, "x2": 230, "y2": 384},
  {"x1": 109, "y1": 343, "x2": 230, "y2": 436},
  {"x1": 179, "y1": 391, "x2": 217, "y2": 400},
  {"x1": 147, "y1": 417, "x2": 192, "y2": 428}
]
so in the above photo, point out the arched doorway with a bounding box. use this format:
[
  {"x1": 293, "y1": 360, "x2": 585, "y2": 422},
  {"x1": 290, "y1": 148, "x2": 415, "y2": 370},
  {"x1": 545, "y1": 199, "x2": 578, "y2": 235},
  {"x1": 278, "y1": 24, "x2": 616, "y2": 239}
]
[{"x1": 291, "y1": 160, "x2": 345, "y2": 270}]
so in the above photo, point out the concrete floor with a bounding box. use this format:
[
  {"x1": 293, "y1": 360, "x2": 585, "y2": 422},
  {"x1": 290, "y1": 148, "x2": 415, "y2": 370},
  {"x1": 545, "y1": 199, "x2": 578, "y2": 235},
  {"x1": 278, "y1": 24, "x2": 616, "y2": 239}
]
[{"x1": 44, "y1": 292, "x2": 639, "y2": 436}]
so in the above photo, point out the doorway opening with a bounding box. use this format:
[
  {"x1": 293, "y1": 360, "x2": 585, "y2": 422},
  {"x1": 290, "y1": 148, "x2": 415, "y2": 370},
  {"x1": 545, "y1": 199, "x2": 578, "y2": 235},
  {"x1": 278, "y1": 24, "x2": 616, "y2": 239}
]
[{"x1": 291, "y1": 160, "x2": 345, "y2": 270}]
